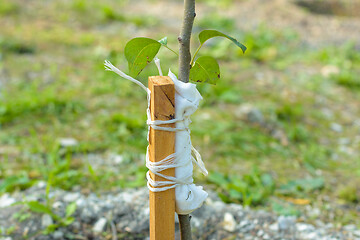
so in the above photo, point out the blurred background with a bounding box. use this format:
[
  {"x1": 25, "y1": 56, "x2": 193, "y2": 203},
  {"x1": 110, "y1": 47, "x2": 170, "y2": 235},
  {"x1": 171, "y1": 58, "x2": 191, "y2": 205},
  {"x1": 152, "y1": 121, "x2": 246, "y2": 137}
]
[{"x1": 0, "y1": 0, "x2": 359, "y2": 228}]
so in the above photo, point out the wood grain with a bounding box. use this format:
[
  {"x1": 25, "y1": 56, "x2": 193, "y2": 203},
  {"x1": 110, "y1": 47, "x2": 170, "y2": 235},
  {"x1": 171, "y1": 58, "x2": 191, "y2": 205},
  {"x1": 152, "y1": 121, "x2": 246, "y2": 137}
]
[{"x1": 148, "y1": 76, "x2": 175, "y2": 240}]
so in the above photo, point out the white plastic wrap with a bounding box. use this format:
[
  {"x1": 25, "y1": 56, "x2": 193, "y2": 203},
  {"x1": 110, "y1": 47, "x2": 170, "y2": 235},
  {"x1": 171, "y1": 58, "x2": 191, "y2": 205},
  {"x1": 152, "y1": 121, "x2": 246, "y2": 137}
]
[{"x1": 169, "y1": 71, "x2": 208, "y2": 215}]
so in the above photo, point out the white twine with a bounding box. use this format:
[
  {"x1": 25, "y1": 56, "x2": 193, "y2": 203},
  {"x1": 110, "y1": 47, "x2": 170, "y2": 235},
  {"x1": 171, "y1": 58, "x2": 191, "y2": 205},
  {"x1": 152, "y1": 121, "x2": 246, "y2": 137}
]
[{"x1": 104, "y1": 59, "x2": 207, "y2": 193}]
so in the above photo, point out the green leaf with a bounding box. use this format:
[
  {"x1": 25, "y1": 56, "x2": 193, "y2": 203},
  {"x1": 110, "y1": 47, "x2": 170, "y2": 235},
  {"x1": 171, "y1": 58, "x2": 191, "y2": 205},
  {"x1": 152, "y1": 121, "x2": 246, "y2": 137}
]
[
  {"x1": 158, "y1": 37, "x2": 167, "y2": 46},
  {"x1": 26, "y1": 201, "x2": 53, "y2": 215},
  {"x1": 279, "y1": 177, "x2": 324, "y2": 195},
  {"x1": 271, "y1": 201, "x2": 301, "y2": 216},
  {"x1": 229, "y1": 189, "x2": 242, "y2": 200},
  {"x1": 65, "y1": 202, "x2": 77, "y2": 218},
  {"x1": 208, "y1": 171, "x2": 228, "y2": 187},
  {"x1": 199, "y1": 30, "x2": 247, "y2": 53},
  {"x1": 0, "y1": 175, "x2": 32, "y2": 194},
  {"x1": 124, "y1": 37, "x2": 161, "y2": 77},
  {"x1": 190, "y1": 56, "x2": 220, "y2": 85},
  {"x1": 62, "y1": 216, "x2": 75, "y2": 226},
  {"x1": 87, "y1": 163, "x2": 99, "y2": 182}
]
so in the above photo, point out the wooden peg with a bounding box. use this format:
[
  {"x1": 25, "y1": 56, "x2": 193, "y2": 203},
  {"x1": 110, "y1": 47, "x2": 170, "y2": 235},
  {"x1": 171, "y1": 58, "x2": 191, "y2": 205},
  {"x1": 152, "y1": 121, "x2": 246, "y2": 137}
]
[{"x1": 148, "y1": 76, "x2": 175, "y2": 240}]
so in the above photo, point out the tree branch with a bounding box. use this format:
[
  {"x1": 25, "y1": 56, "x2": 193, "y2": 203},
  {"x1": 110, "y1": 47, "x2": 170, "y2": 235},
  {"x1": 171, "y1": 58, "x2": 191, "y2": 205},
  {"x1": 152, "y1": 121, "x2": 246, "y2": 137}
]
[
  {"x1": 178, "y1": 0, "x2": 196, "y2": 83},
  {"x1": 178, "y1": 0, "x2": 196, "y2": 239}
]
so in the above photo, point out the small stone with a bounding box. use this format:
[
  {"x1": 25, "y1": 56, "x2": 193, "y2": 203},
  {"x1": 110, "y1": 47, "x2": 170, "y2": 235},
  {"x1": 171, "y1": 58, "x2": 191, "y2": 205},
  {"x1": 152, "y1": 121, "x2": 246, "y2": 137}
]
[
  {"x1": 344, "y1": 224, "x2": 357, "y2": 231},
  {"x1": 59, "y1": 138, "x2": 78, "y2": 147},
  {"x1": 52, "y1": 201, "x2": 63, "y2": 209},
  {"x1": 223, "y1": 212, "x2": 236, "y2": 232},
  {"x1": 354, "y1": 230, "x2": 360, "y2": 237},
  {"x1": 247, "y1": 108, "x2": 264, "y2": 124},
  {"x1": 41, "y1": 214, "x2": 53, "y2": 228},
  {"x1": 0, "y1": 237, "x2": 12, "y2": 240},
  {"x1": 278, "y1": 216, "x2": 296, "y2": 231},
  {"x1": 93, "y1": 217, "x2": 107, "y2": 233},
  {"x1": 263, "y1": 233, "x2": 270, "y2": 239},
  {"x1": 257, "y1": 229, "x2": 264, "y2": 237},
  {"x1": 302, "y1": 232, "x2": 318, "y2": 239},
  {"x1": 330, "y1": 123, "x2": 343, "y2": 133},
  {"x1": 269, "y1": 223, "x2": 278, "y2": 232},
  {"x1": 338, "y1": 138, "x2": 350, "y2": 145},
  {"x1": 321, "y1": 65, "x2": 339, "y2": 77},
  {"x1": 64, "y1": 192, "x2": 80, "y2": 202},
  {"x1": 190, "y1": 216, "x2": 201, "y2": 228},
  {"x1": 235, "y1": 104, "x2": 264, "y2": 124},
  {"x1": 296, "y1": 223, "x2": 315, "y2": 232},
  {"x1": 239, "y1": 220, "x2": 250, "y2": 228},
  {"x1": 76, "y1": 198, "x2": 85, "y2": 207},
  {"x1": 110, "y1": 154, "x2": 124, "y2": 164},
  {"x1": 36, "y1": 181, "x2": 47, "y2": 189},
  {"x1": 52, "y1": 231, "x2": 64, "y2": 239},
  {"x1": 0, "y1": 194, "x2": 16, "y2": 208},
  {"x1": 70, "y1": 221, "x2": 81, "y2": 230},
  {"x1": 235, "y1": 104, "x2": 252, "y2": 119},
  {"x1": 309, "y1": 207, "x2": 321, "y2": 218}
]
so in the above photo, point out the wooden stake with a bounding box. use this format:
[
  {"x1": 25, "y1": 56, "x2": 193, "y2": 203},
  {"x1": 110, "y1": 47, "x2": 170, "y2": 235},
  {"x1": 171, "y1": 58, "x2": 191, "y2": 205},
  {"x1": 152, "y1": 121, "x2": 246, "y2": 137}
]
[{"x1": 148, "y1": 76, "x2": 175, "y2": 240}]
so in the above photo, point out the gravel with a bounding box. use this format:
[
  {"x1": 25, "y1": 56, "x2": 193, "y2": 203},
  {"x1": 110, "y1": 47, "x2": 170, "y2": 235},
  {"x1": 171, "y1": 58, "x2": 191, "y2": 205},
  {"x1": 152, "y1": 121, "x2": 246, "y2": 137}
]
[{"x1": 0, "y1": 184, "x2": 359, "y2": 240}]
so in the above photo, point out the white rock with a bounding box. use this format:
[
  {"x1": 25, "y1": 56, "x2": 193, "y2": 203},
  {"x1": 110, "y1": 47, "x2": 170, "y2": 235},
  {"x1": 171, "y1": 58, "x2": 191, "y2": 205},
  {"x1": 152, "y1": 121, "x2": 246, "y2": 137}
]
[
  {"x1": 344, "y1": 224, "x2": 357, "y2": 231},
  {"x1": 301, "y1": 232, "x2": 318, "y2": 239},
  {"x1": 53, "y1": 231, "x2": 64, "y2": 239},
  {"x1": 41, "y1": 214, "x2": 53, "y2": 228},
  {"x1": 239, "y1": 220, "x2": 250, "y2": 228},
  {"x1": 59, "y1": 138, "x2": 78, "y2": 147},
  {"x1": 36, "y1": 181, "x2": 47, "y2": 188},
  {"x1": 269, "y1": 223, "x2": 279, "y2": 232},
  {"x1": 64, "y1": 192, "x2": 80, "y2": 202},
  {"x1": 338, "y1": 138, "x2": 350, "y2": 145},
  {"x1": 0, "y1": 194, "x2": 16, "y2": 208},
  {"x1": 120, "y1": 192, "x2": 134, "y2": 204},
  {"x1": 330, "y1": 123, "x2": 343, "y2": 133},
  {"x1": 76, "y1": 198, "x2": 85, "y2": 207},
  {"x1": 190, "y1": 216, "x2": 201, "y2": 228},
  {"x1": 223, "y1": 212, "x2": 236, "y2": 232},
  {"x1": 296, "y1": 223, "x2": 315, "y2": 232},
  {"x1": 52, "y1": 201, "x2": 63, "y2": 209},
  {"x1": 93, "y1": 217, "x2": 107, "y2": 233},
  {"x1": 353, "y1": 230, "x2": 360, "y2": 237},
  {"x1": 278, "y1": 215, "x2": 296, "y2": 231},
  {"x1": 263, "y1": 233, "x2": 270, "y2": 239},
  {"x1": 309, "y1": 207, "x2": 321, "y2": 218}
]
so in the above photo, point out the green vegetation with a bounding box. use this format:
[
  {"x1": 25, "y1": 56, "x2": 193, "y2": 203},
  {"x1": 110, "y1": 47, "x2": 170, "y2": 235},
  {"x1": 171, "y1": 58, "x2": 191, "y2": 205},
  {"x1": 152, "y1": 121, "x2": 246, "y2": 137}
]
[{"x1": 0, "y1": 0, "x2": 359, "y2": 229}]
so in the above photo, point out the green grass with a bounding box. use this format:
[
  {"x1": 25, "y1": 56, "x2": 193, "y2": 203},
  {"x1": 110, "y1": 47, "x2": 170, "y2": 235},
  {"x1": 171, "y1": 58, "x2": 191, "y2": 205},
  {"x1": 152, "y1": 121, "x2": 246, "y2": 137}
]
[{"x1": 0, "y1": 0, "x2": 359, "y2": 228}]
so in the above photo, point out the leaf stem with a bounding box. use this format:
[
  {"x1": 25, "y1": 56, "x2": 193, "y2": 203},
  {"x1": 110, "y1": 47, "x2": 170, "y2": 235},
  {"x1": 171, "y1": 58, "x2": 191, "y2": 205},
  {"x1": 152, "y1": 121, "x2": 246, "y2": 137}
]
[
  {"x1": 164, "y1": 45, "x2": 179, "y2": 56},
  {"x1": 190, "y1": 43, "x2": 203, "y2": 66}
]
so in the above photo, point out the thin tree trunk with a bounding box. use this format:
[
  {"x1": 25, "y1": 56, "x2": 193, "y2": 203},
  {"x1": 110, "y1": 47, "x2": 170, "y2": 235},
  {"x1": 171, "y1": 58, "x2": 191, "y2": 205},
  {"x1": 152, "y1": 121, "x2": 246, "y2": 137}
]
[
  {"x1": 178, "y1": 0, "x2": 196, "y2": 239},
  {"x1": 178, "y1": 0, "x2": 196, "y2": 83},
  {"x1": 178, "y1": 214, "x2": 192, "y2": 240}
]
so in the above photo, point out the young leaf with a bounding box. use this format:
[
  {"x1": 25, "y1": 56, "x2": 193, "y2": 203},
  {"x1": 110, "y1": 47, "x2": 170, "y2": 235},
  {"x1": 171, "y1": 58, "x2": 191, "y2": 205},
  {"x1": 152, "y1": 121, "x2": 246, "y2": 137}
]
[
  {"x1": 189, "y1": 56, "x2": 220, "y2": 85},
  {"x1": 65, "y1": 202, "x2": 77, "y2": 218},
  {"x1": 26, "y1": 201, "x2": 53, "y2": 215},
  {"x1": 158, "y1": 37, "x2": 168, "y2": 46},
  {"x1": 124, "y1": 37, "x2": 161, "y2": 77},
  {"x1": 199, "y1": 30, "x2": 247, "y2": 53},
  {"x1": 158, "y1": 36, "x2": 178, "y2": 56}
]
